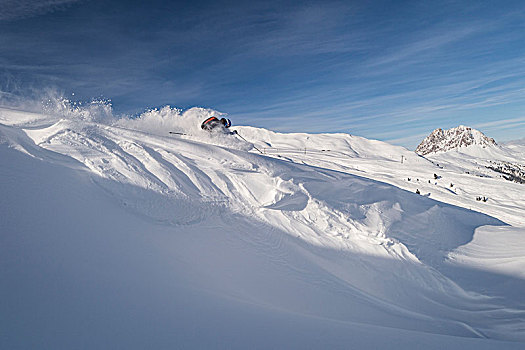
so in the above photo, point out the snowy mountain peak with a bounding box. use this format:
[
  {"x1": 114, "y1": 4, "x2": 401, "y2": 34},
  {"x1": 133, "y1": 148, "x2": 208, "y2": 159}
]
[{"x1": 415, "y1": 125, "x2": 497, "y2": 155}]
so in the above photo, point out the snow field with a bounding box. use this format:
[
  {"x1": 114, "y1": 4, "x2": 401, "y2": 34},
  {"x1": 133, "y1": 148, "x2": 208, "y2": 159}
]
[{"x1": 1, "y1": 103, "x2": 525, "y2": 348}]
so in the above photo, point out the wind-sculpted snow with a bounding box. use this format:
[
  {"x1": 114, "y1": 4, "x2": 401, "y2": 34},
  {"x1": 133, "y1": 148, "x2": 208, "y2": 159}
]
[{"x1": 1, "y1": 105, "x2": 525, "y2": 348}]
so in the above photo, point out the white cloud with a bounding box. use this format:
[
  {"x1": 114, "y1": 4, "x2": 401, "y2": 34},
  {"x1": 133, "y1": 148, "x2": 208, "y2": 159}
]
[
  {"x1": 474, "y1": 117, "x2": 525, "y2": 129},
  {"x1": 366, "y1": 24, "x2": 486, "y2": 68},
  {"x1": 0, "y1": 0, "x2": 81, "y2": 21}
]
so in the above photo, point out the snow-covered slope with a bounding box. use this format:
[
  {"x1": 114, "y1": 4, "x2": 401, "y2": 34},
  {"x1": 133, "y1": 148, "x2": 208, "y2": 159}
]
[
  {"x1": 416, "y1": 125, "x2": 497, "y2": 156},
  {"x1": 504, "y1": 138, "x2": 525, "y2": 160},
  {"x1": 237, "y1": 126, "x2": 525, "y2": 226},
  {"x1": 1, "y1": 104, "x2": 525, "y2": 349}
]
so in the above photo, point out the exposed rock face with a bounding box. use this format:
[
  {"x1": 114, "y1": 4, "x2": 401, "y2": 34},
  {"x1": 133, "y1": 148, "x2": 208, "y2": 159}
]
[{"x1": 416, "y1": 125, "x2": 496, "y2": 155}]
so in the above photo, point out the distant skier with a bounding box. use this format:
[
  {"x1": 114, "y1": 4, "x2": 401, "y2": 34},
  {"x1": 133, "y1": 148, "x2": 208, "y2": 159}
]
[{"x1": 201, "y1": 116, "x2": 232, "y2": 132}]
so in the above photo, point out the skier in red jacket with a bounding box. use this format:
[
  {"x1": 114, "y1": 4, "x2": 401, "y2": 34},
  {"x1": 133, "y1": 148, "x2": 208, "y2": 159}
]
[{"x1": 201, "y1": 117, "x2": 231, "y2": 131}]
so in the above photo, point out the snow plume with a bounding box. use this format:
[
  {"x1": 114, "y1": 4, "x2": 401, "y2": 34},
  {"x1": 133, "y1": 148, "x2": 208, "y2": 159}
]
[
  {"x1": 117, "y1": 106, "x2": 253, "y2": 151},
  {"x1": 41, "y1": 94, "x2": 115, "y2": 123},
  {"x1": 0, "y1": 89, "x2": 251, "y2": 150},
  {"x1": 116, "y1": 106, "x2": 217, "y2": 136},
  {"x1": 0, "y1": 89, "x2": 116, "y2": 124}
]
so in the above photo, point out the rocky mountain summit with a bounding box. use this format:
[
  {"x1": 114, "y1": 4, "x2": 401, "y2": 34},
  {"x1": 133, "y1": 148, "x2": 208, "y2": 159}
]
[{"x1": 416, "y1": 125, "x2": 496, "y2": 155}]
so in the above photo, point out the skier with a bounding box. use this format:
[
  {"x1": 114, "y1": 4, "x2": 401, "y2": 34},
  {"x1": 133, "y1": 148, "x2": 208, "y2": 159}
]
[
  {"x1": 201, "y1": 116, "x2": 231, "y2": 131},
  {"x1": 198, "y1": 116, "x2": 263, "y2": 153},
  {"x1": 169, "y1": 117, "x2": 235, "y2": 137}
]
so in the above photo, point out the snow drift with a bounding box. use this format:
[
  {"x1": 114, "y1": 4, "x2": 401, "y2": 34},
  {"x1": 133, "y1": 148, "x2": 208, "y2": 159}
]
[{"x1": 1, "y1": 99, "x2": 525, "y2": 349}]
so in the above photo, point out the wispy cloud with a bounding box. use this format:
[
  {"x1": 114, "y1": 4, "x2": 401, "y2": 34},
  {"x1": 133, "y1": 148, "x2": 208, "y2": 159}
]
[
  {"x1": 0, "y1": 0, "x2": 82, "y2": 21},
  {"x1": 383, "y1": 133, "x2": 431, "y2": 148},
  {"x1": 474, "y1": 116, "x2": 525, "y2": 128},
  {"x1": 366, "y1": 24, "x2": 486, "y2": 68}
]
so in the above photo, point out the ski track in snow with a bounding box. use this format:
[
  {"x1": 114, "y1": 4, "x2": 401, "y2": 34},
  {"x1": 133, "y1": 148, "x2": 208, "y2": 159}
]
[{"x1": 1, "y1": 106, "x2": 525, "y2": 348}]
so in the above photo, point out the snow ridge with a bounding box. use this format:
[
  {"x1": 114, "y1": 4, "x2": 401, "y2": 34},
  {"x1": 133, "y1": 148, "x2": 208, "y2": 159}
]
[{"x1": 416, "y1": 125, "x2": 497, "y2": 155}]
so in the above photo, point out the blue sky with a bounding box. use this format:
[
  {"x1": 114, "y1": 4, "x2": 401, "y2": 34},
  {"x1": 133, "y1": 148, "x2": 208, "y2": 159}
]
[{"x1": 1, "y1": 0, "x2": 525, "y2": 148}]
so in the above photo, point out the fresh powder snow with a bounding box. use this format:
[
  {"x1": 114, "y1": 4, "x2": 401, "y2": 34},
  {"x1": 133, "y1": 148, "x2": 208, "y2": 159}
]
[{"x1": 1, "y1": 99, "x2": 524, "y2": 349}]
